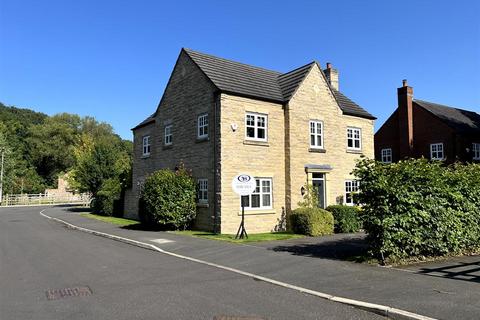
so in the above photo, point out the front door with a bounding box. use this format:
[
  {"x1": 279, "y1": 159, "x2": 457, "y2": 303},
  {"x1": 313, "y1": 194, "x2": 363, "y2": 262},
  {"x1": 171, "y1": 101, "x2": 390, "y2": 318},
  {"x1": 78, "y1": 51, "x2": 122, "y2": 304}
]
[{"x1": 312, "y1": 173, "x2": 326, "y2": 209}]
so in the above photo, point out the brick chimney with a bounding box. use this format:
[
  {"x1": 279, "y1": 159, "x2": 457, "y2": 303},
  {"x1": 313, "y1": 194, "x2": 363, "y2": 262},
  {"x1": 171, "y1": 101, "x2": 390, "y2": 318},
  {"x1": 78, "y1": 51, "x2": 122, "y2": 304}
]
[
  {"x1": 324, "y1": 62, "x2": 339, "y2": 90},
  {"x1": 397, "y1": 79, "x2": 414, "y2": 158}
]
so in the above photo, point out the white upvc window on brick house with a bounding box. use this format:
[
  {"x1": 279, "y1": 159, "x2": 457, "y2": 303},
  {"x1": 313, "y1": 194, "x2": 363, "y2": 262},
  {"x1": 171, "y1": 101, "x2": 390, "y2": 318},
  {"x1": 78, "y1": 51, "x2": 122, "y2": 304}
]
[
  {"x1": 241, "y1": 178, "x2": 272, "y2": 210},
  {"x1": 309, "y1": 120, "x2": 324, "y2": 149},
  {"x1": 142, "y1": 135, "x2": 151, "y2": 156},
  {"x1": 347, "y1": 127, "x2": 361, "y2": 150},
  {"x1": 473, "y1": 143, "x2": 480, "y2": 160},
  {"x1": 430, "y1": 143, "x2": 444, "y2": 160},
  {"x1": 164, "y1": 125, "x2": 172, "y2": 145},
  {"x1": 345, "y1": 180, "x2": 360, "y2": 206},
  {"x1": 197, "y1": 114, "x2": 208, "y2": 139},
  {"x1": 245, "y1": 112, "x2": 267, "y2": 141},
  {"x1": 381, "y1": 148, "x2": 392, "y2": 163},
  {"x1": 197, "y1": 179, "x2": 208, "y2": 203}
]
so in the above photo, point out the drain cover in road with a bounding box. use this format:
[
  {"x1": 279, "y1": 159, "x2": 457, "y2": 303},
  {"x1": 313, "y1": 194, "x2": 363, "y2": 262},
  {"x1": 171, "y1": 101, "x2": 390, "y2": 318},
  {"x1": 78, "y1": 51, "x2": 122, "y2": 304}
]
[{"x1": 45, "y1": 286, "x2": 92, "y2": 300}]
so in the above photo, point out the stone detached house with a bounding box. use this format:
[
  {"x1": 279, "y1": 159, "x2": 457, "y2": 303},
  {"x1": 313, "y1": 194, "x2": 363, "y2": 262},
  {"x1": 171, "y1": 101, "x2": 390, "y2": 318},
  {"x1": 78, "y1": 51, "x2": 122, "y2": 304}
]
[
  {"x1": 375, "y1": 80, "x2": 480, "y2": 164},
  {"x1": 125, "y1": 48, "x2": 375, "y2": 233}
]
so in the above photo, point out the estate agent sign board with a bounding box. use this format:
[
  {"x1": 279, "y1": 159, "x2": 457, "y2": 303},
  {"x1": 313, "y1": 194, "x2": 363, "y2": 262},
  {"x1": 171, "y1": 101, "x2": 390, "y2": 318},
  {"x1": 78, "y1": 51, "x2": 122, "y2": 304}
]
[{"x1": 231, "y1": 174, "x2": 255, "y2": 239}]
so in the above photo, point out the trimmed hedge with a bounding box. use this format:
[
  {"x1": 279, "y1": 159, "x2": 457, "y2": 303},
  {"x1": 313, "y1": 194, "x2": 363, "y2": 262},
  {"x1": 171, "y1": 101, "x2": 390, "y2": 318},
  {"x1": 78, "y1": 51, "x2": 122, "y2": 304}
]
[
  {"x1": 139, "y1": 168, "x2": 196, "y2": 230},
  {"x1": 290, "y1": 207, "x2": 334, "y2": 236},
  {"x1": 353, "y1": 158, "x2": 480, "y2": 263},
  {"x1": 326, "y1": 205, "x2": 362, "y2": 233}
]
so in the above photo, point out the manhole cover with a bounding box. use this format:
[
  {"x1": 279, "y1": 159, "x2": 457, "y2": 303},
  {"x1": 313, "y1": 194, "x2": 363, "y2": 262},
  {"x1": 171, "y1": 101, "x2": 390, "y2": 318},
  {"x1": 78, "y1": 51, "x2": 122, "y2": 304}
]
[{"x1": 45, "y1": 286, "x2": 92, "y2": 300}]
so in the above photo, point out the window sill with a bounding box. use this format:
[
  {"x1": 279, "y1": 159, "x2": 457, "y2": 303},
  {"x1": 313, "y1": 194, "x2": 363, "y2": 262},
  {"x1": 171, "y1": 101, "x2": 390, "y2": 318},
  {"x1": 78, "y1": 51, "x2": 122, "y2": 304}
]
[
  {"x1": 163, "y1": 144, "x2": 173, "y2": 150},
  {"x1": 239, "y1": 209, "x2": 275, "y2": 215},
  {"x1": 243, "y1": 140, "x2": 269, "y2": 147},
  {"x1": 141, "y1": 154, "x2": 151, "y2": 159},
  {"x1": 195, "y1": 137, "x2": 209, "y2": 143},
  {"x1": 309, "y1": 148, "x2": 326, "y2": 153},
  {"x1": 197, "y1": 202, "x2": 209, "y2": 208},
  {"x1": 346, "y1": 149, "x2": 362, "y2": 154}
]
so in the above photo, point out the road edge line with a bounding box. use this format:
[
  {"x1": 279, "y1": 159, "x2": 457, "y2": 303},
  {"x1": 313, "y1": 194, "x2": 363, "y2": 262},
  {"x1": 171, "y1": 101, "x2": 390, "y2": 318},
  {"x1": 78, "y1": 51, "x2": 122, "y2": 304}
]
[{"x1": 39, "y1": 209, "x2": 437, "y2": 320}]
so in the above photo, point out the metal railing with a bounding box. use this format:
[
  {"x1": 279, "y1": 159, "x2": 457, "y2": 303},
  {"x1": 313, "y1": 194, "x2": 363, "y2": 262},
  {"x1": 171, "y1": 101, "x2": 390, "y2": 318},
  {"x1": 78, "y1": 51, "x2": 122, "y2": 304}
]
[{"x1": 0, "y1": 193, "x2": 91, "y2": 207}]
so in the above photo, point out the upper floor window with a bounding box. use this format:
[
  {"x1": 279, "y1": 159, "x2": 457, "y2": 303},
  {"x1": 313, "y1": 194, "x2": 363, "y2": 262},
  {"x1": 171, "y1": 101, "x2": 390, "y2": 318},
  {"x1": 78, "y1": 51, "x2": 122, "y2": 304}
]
[
  {"x1": 142, "y1": 135, "x2": 151, "y2": 156},
  {"x1": 197, "y1": 179, "x2": 208, "y2": 203},
  {"x1": 347, "y1": 127, "x2": 361, "y2": 150},
  {"x1": 164, "y1": 125, "x2": 173, "y2": 145},
  {"x1": 473, "y1": 143, "x2": 480, "y2": 160},
  {"x1": 309, "y1": 120, "x2": 324, "y2": 149},
  {"x1": 245, "y1": 112, "x2": 267, "y2": 141},
  {"x1": 345, "y1": 180, "x2": 360, "y2": 206},
  {"x1": 197, "y1": 114, "x2": 208, "y2": 139},
  {"x1": 430, "y1": 143, "x2": 444, "y2": 160},
  {"x1": 241, "y1": 177, "x2": 272, "y2": 210},
  {"x1": 381, "y1": 148, "x2": 392, "y2": 163}
]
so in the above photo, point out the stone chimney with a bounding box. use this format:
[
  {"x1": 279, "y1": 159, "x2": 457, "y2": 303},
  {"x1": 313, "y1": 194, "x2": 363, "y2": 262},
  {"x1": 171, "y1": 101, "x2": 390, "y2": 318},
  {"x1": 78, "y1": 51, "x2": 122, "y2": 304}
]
[
  {"x1": 397, "y1": 79, "x2": 414, "y2": 158},
  {"x1": 324, "y1": 62, "x2": 339, "y2": 90}
]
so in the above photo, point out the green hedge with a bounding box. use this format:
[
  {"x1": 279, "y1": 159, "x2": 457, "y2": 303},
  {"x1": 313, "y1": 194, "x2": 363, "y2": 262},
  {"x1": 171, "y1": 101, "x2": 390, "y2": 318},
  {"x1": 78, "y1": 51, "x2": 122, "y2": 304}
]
[
  {"x1": 353, "y1": 158, "x2": 480, "y2": 263},
  {"x1": 326, "y1": 205, "x2": 362, "y2": 233},
  {"x1": 290, "y1": 207, "x2": 334, "y2": 236},
  {"x1": 139, "y1": 168, "x2": 196, "y2": 230}
]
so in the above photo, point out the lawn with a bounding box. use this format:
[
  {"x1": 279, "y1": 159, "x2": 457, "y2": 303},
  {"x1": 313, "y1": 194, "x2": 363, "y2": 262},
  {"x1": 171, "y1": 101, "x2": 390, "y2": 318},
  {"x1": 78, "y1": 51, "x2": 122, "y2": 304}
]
[
  {"x1": 80, "y1": 213, "x2": 139, "y2": 227},
  {"x1": 172, "y1": 230, "x2": 304, "y2": 243}
]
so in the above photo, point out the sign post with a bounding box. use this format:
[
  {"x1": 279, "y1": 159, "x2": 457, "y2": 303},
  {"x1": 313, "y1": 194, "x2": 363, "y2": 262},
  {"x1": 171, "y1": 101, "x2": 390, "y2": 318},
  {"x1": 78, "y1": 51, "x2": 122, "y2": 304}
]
[{"x1": 231, "y1": 174, "x2": 256, "y2": 239}]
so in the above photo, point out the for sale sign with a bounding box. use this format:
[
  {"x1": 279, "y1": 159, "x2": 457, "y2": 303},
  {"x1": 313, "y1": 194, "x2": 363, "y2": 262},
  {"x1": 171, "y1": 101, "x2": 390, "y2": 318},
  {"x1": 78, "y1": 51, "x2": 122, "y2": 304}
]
[{"x1": 231, "y1": 174, "x2": 256, "y2": 196}]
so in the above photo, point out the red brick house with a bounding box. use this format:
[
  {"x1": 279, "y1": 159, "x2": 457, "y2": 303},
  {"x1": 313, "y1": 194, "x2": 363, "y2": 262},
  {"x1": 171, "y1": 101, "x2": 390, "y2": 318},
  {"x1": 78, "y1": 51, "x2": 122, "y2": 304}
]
[{"x1": 375, "y1": 80, "x2": 480, "y2": 163}]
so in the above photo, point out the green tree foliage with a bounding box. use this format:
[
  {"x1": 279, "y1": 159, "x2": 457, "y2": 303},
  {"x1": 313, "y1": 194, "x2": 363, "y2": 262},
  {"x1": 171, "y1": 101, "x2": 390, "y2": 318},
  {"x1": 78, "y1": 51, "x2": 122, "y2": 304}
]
[
  {"x1": 326, "y1": 205, "x2": 362, "y2": 233},
  {"x1": 139, "y1": 167, "x2": 196, "y2": 230},
  {"x1": 353, "y1": 158, "x2": 480, "y2": 263}
]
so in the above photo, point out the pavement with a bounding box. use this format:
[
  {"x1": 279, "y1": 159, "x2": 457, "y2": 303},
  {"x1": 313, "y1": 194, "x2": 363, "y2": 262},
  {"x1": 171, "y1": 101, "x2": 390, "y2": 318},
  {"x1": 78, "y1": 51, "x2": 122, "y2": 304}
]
[
  {"x1": 0, "y1": 205, "x2": 385, "y2": 320},
  {"x1": 3, "y1": 205, "x2": 480, "y2": 319}
]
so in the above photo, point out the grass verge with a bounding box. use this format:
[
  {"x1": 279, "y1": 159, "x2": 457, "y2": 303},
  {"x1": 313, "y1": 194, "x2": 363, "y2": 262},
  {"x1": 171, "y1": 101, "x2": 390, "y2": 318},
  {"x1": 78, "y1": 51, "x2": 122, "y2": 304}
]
[
  {"x1": 80, "y1": 213, "x2": 139, "y2": 227},
  {"x1": 172, "y1": 230, "x2": 304, "y2": 243}
]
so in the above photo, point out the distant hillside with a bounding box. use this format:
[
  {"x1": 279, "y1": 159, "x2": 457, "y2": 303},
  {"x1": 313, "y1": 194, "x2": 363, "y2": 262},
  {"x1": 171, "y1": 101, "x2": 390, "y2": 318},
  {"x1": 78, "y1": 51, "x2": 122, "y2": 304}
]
[{"x1": 0, "y1": 102, "x2": 131, "y2": 194}]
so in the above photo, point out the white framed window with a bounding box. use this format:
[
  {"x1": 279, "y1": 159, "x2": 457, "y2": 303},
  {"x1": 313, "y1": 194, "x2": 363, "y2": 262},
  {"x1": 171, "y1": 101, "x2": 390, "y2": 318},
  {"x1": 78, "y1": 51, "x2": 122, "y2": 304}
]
[
  {"x1": 241, "y1": 178, "x2": 272, "y2": 209},
  {"x1": 430, "y1": 143, "x2": 444, "y2": 160},
  {"x1": 197, "y1": 114, "x2": 208, "y2": 139},
  {"x1": 347, "y1": 127, "x2": 362, "y2": 150},
  {"x1": 309, "y1": 120, "x2": 324, "y2": 149},
  {"x1": 345, "y1": 180, "x2": 360, "y2": 206},
  {"x1": 381, "y1": 148, "x2": 392, "y2": 163},
  {"x1": 142, "y1": 135, "x2": 151, "y2": 156},
  {"x1": 245, "y1": 112, "x2": 267, "y2": 141},
  {"x1": 473, "y1": 143, "x2": 480, "y2": 160},
  {"x1": 164, "y1": 125, "x2": 172, "y2": 145},
  {"x1": 197, "y1": 179, "x2": 208, "y2": 203}
]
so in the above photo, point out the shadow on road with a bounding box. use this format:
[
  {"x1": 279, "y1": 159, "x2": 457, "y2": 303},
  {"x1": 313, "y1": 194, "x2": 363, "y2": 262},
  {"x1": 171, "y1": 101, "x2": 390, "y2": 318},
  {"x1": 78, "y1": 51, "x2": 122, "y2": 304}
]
[
  {"x1": 269, "y1": 235, "x2": 369, "y2": 262},
  {"x1": 415, "y1": 260, "x2": 480, "y2": 284}
]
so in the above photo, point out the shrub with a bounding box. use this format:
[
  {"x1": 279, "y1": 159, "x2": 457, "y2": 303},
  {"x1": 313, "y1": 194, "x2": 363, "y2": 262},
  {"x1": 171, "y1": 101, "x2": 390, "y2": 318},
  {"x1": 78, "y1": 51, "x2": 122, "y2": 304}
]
[
  {"x1": 290, "y1": 207, "x2": 334, "y2": 236},
  {"x1": 139, "y1": 167, "x2": 196, "y2": 230},
  {"x1": 353, "y1": 158, "x2": 480, "y2": 263},
  {"x1": 91, "y1": 178, "x2": 122, "y2": 216},
  {"x1": 326, "y1": 205, "x2": 362, "y2": 233}
]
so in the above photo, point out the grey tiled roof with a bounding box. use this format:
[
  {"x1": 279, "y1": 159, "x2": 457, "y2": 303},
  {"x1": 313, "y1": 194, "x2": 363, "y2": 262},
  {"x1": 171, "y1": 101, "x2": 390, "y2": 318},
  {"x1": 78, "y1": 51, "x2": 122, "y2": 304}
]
[
  {"x1": 332, "y1": 89, "x2": 376, "y2": 119},
  {"x1": 184, "y1": 49, "x2": 375, "y2": 119},
  {"x1": 414, "y1": 99, "x2": 480, "y2": 134},
  {"x1": 132, "y1": 114, "x2": 155, "y2": 130}
]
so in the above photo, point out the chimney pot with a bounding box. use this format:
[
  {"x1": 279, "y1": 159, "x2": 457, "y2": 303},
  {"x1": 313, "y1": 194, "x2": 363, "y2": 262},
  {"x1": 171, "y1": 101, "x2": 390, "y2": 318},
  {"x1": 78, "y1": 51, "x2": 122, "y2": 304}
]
[
  {"x1": 326, "y1": 62, "x2": 332, "y2": 69},
  {"x1": 402, "y1": 79, "x2": 408, "y2": 87}
]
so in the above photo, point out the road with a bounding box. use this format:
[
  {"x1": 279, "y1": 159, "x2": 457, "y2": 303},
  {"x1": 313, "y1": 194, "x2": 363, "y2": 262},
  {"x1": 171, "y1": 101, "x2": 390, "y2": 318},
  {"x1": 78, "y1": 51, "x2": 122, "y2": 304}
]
[{"x1": 0, "y1": 206, "x2": 383, "y2": 320}]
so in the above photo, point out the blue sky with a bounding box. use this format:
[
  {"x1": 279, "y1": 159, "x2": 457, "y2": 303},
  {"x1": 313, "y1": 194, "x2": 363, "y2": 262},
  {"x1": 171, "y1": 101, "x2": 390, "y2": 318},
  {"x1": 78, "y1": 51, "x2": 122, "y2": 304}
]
[{"x1": 1, "y1": 0, "x2": 479, "y2": 140}]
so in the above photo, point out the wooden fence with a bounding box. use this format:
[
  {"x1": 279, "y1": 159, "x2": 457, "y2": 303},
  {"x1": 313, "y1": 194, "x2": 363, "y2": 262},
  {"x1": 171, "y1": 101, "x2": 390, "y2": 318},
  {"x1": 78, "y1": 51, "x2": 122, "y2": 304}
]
[{"x1": 0, "y1": 193, "x2": 91, "y2": 206}]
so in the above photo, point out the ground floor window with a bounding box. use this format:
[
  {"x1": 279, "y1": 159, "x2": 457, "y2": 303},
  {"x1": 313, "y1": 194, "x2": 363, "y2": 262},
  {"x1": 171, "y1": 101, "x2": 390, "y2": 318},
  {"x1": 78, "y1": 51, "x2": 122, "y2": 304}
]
[
  {"x1": 345, "y1": 180, "x2": 360, "y2": 206},
  {"x1": 381, "y1": 148, "x2": 392, "y2": 163},
  {"x1": 473, "y1": 143, "x2": 480, "y2": 160},
  {"x1": 241, "y1": 178, "x2": 272, "y2": 209},
  {"x1": 430, "y1": 143, "x2": 444, "y2": 160},
  {"x1": 197, "y1": 179, "x2": 208, "y2": 203}
]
